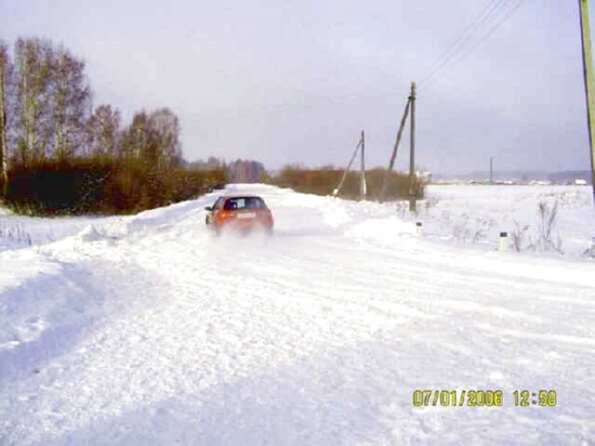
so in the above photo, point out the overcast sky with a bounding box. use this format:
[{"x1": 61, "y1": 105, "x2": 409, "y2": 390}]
[{"x1": 1, "y1": 0, "x2": 593, "y2": 174}]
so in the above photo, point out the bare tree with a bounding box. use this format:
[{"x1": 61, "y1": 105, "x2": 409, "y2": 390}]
[
  {"x1": 120, "y1": 108, "x2": 182, "y2": 168},
  {"x1": 86, "y1": 104, "x2": 121, "y2": 158},
  {"x1": 14, "y1": 38, "x2": 53, "y2": 165},
  {"x1": 49, "y1": 45, "x2": 91, "y2": 160},
  {"x1": 148, "y1": 108, "x2": 181, "y2": 168},
  {"x1": 120, "y1": 110, "x2": 149, "y2": 160}
]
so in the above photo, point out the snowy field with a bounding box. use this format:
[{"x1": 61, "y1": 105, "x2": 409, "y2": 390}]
[
  {"x1": 0, "y1": 207, "x2": 118, "y2": 252},
  {"x1": 1, "y1": 184, "x2": 594, "y2": 445}
]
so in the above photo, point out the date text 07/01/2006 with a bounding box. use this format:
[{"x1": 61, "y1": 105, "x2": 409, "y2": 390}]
[{"x1": 412, "y1": 389, "x2": 557, "y2": 408}]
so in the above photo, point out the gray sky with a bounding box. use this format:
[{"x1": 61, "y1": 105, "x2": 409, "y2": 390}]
[{"x1": 1, "y1": 0, "x2": 593, "y2": 174}]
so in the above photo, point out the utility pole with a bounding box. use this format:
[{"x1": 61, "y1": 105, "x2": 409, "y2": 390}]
[
  {"x1": 490, "y1": 157, "x2": 494, "y2": 184},
  {"x1": 578, "y1": 0, "x2": 595, "y2": 204},
  {"x1": 379, "y1": 98, "x2": 411, "y2": 202},
  {"x1": 408, "y1": 81, "x2": 417, "y2": 212},
  {"x1": 360, "y1": 130, "x2": 367, "y2": 200},
  {"x1": 0, "y1": 44, "x2": 7, "y2": 198},
  {"x1": 333, "y1": 136, "x2": 362, "y2": 197}
]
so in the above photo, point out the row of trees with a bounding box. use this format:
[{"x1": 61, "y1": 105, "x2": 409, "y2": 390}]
[
  {"x1": 0, "y1": 37, "x2": 222, "y2": 214},
  {"x1": 0, "y1": 38, "x2": 182, "y2": 172},
  {"x1": 267, "y1": 165, "x2": 424, "y2": 201},
  {"x1": 0, "y1": 37, "x2": 421, "y2": 213}
]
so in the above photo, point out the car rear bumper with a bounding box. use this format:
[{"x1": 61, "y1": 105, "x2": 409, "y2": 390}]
[{"x1": 217, "y1": 218, "x2": 273, "y2": 231}]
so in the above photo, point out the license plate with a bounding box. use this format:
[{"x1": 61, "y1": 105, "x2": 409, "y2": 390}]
[{"x1": 237, "y1": 212, "x2": 256, "y2": 219}]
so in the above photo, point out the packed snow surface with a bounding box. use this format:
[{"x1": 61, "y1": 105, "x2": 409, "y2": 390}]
[{"x1": 1, "y1": 184, "x2": 594, "y2": 445}]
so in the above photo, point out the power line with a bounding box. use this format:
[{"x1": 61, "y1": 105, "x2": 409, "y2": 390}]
[
  {"x1": 419, "y1": 0, "x2": 525, "y2": 91},
  {"x1": 418, "y1": 0, "x2": 508, "y2": 88},
  {"x1": 425, "y1": 0, "x2": 525, "y2": 90},
  {"x1": 421, "y1": 0, "x2": 525, "y2": 90}
]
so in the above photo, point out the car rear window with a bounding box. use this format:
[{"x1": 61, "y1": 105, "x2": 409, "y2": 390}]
[{"x1": 224, "y1": 197, "x2": 266, "y2": 210}]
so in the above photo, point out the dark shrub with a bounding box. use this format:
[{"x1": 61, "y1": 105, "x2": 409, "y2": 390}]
[{"x1": 6, "y1": 158, "x2": 226, "y2": 215}]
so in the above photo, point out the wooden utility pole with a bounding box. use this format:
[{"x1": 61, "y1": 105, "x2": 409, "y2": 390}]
[
  {"x1": 0, "y1": 45, "x2": 8, "y2": 198},
  {"x1": 360, "y1": 130, "x2": 367, "y2": 200},
  {"x1": 578, "y1": 0, "x2": 595, "y2": 203},
  {"x1": 408, "y1": 81, "x2": 417, "y2": 212},
  {"x1": 379, "y1": 98, "x2": 411, "y2": 202},
  {"x1": 333, "y1": 136, "x2": 362, "y2": 197}
]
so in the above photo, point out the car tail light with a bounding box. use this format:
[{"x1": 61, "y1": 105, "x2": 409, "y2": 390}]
[{"x1": 219, "y1": 211, "x2": 233, "y2": 220}]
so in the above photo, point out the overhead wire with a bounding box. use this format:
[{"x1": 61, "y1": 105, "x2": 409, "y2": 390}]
[
  {"x1": 418, "y1": 0, "x2": 509, "y2": 88},
  {"x1": 418, "y1": 0, "x2": 526, "y2": 91}
]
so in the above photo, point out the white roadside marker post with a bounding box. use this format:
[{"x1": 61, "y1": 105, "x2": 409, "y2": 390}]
[
  {"x1": 416, "y1": 222, "x2": 423, "y2": 237},
  {"x1": 499, "y1": 232, "x2": 509, "y2": 252}
]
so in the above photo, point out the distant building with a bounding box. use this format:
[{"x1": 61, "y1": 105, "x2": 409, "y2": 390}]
[
  {"x1": 529, "y1": 180, "x2": 552, "y2": 186},
  {"x1": 575, "y1": 178, "x2": 588, "y2": 186},
  {"x1": 548, "y1": 170, "x2": 591, "y2": 185}
]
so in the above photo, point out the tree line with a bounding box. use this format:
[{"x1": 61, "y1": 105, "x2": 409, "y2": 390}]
[
  {"x1": 266, "y1": 165, "x2": 424, "y2": 201},
  {"x1": 0, "y1": 37, "x2": 224, "y2": 214}
]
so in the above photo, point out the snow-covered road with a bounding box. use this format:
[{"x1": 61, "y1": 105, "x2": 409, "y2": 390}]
[{"x1": 1, "y1": 184, "x2": 594, "y2": 445}]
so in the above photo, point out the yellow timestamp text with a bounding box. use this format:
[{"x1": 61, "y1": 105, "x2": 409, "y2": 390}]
[{"x1": 412, "y1": 389, "x2": 557, "y2": 408}]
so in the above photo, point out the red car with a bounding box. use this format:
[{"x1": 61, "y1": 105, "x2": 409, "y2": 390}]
[{"x1": 205, "y1": 195, "x2": 274, "y2": 235}]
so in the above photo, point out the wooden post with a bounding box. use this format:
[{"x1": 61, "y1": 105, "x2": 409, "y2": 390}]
[
  {"x1": 360, "y1": 130, "x2": 367, "y2": 200},
  {"x1": 408, "y1": 82, "x2": 417, "y2": 212},
  {"x1": 333, "y1": 137, "x2": 362, "y2": 197},
  {"x1": 0, "y1": 45, "x2": 8, "y2": 198},
  {"x1": 379, "y1": 98, "x2": 411, "y2": 202},
  {"x1": 578, "y1": 0, "x2": 595, "y2": 204}
]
